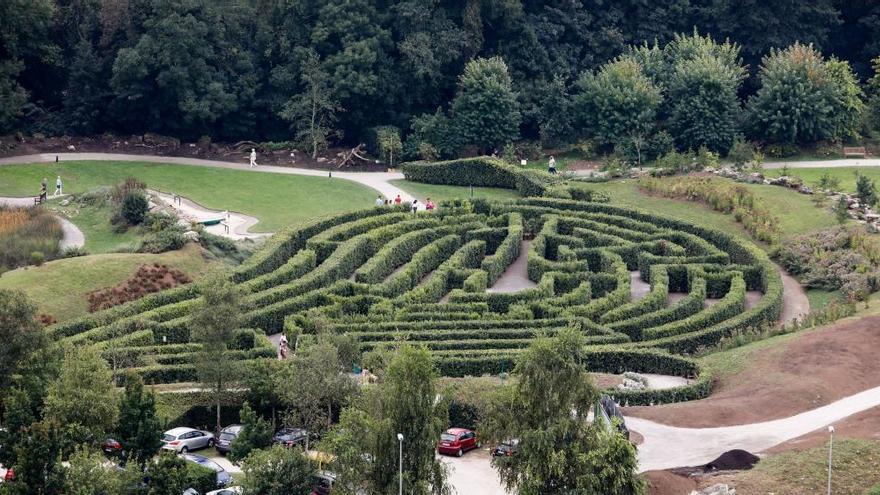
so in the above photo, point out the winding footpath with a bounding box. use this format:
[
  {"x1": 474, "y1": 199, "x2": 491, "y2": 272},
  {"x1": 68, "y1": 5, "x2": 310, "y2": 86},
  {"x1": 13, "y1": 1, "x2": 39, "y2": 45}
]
[
  {"x1": 764, "y1": 158, "x2": 880, "y2": 169},
  {"x1": 0, "y1": 152, "x2": 413, "y2": 202},
  {"x1": 0, "y1": 195, "x2": 85, "y2": 250}
]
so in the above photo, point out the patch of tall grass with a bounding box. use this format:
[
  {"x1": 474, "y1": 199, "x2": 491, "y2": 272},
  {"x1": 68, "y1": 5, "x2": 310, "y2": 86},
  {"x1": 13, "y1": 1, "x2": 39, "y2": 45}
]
[{"x1": 0, "y1": 206, "x2": 63, "y2": 270}]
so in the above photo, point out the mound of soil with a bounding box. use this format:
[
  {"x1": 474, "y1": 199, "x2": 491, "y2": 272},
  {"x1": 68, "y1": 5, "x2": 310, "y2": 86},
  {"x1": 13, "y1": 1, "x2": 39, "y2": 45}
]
[
  {"x1": 704, "y1": 449, "x2": 759, "y2": 471},
  {"x1": 88, "y1": 263, "x2": 190, "y2": 311},
  {"x1": 644, "y1": 470, "x2": 697, "y2": 495}
]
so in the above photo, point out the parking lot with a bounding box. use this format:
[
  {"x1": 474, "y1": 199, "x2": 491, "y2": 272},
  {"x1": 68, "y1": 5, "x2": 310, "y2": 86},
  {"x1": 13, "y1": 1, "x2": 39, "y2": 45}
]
[{"x1": 440, "y1": 448, "x2": 507, "y2": 495}]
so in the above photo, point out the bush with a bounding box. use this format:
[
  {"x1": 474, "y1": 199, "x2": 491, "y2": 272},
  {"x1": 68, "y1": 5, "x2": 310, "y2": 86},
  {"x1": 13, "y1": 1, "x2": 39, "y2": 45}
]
[
  {"x1": 29, "y1": 251, "x2": 45, "y2": 266},
  {"x1": 401, "y1": 157, "x2": 557, "y2": 197},
  {"x1": 139, "y1": 229, "x2": 187, "y2": 254},
  {"x1": 121, "y1": 191, "x2": 149, "y2": 225}
]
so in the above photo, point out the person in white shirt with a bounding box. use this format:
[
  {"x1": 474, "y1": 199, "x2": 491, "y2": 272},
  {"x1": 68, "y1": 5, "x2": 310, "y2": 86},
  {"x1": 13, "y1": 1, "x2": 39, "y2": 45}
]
[
  {"x1": 249, "y1": 148, "x2": 258, "y2": 168},
  {"x1": 375, "y1": 195, "x2": 385, "y2": 206},
  {"x1": 53, "y1": 176, "x2": 63, "y2": 197}
]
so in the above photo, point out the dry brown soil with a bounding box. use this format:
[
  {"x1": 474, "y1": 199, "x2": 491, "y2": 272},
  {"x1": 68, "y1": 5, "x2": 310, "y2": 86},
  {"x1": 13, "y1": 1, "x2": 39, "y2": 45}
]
[{"x1": 625, "y1": 316, "x2": 880, "y2": 427}]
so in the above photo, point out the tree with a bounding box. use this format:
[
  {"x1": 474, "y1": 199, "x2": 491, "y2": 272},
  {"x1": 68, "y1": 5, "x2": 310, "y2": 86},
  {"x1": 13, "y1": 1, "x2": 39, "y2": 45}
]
[
  {"x1": 190, "y1": 271, "x2": 244, "y2": 433},
  {"x1": 816, "y1": 172, "x2": 841, "y2": 192},
  {"x1": 0, "y1": 388, "x2": 36, "y2": 465},
  {"x1": 869, "y1": 56, "x2": 880, "y2": 131},
  {"x1": 376, "y1": 126, "x2": 403, "y2": 167},
  {"x1": 242, "y1": 359, "x2": 284, "y2": 427},
  {"x1": 280, "y1": 48, "x2": 342, "y2": 159},
  {"x1": 0, "y1": 289, "x2": 46, "y2": 396},
  {"x1": 746, "y1": 43, "x2": 842, "y2": 144},
  {"x1": 229, "y1": 402, "x2": 273, "y2": 463},
  {"x1": 323, "y1": 345, "x2": 448, "y2": 495},
  {"x1": 7, "y1": 420, "x2": 66, "y2": 495},
  {"x1": 116, "y1": 373, "x2": 162, "y2": 465},
  {"x1": 826, "y1": 57, "x2": 866, "y2": 141},
  {"x1": 665, "y1": 33, "x2": 746, "y2": 154},
  {"x1": 450, "y1": 57, "x2": 521, "y2": 153},
  {"x1": 277, "y1": 342, "x2": 356, "y2": 450},
  {"x1": 43, "y1": 346, "x2": 118, "y2": 450},
  {"x1": 145, "y1": 452, "x2": 214, "y2": 495},
  {"x1": 62, "y1": 446, "x2": 128, "y2": 495},
  {"x1": 537, "y1": 76, "x2": 574, "y2": 147},
  {"x1": 574, "y1": 59, "x2": 661, "y2": 155},
  {"x1": 121, "y1": 190, "x2": 148, "y2": 225},
  {"x1": 240, "y1": 445, "x2": 316, "y2": 495},
  {"x1": 856, "y1": 173, "x2": 878, "y2": 207},
  {"x1": 483, "y1": 328, "x2": 643, "y2": 494},
  {"x1": 835, "y1": 195, "x2": 850, "y2": 224}
]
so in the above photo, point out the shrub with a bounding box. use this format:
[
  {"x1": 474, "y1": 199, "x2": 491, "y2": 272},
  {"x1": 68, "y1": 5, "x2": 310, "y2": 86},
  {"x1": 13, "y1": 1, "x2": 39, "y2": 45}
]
[
  {"x1": 401, "y1": 157, "x2": 556, "y2": 197},
  {"x1": 29, "y1": 251, "x2": 45, "y2": 266},
  {"x1": 121, "y1": 191, "x2": 149, "y2": 225},
  {"x1": 139, "y1": 229, "x2": 187, "y2": 254}
]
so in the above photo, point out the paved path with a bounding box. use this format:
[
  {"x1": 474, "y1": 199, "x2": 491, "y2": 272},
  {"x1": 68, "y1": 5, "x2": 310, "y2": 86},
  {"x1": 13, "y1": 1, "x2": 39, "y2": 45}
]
[
  {"x1": 764, "y1": 158, "x2": 880, "y2": 169},
  {"x1": 486, "y1": 240, "x2": 536, "y2": 293},
  {"x1": 0, "y1": 152, "x2": 413, "y2": 202},
  {"x1": 0, "y1": 196, "x2": 85, "y2": 250},
  {"x1": 630, "y1": 383, "x2": 880, "y2": 471},
  {"x1": 151, "y1": 189, "x2": 270, "y2": 240}
]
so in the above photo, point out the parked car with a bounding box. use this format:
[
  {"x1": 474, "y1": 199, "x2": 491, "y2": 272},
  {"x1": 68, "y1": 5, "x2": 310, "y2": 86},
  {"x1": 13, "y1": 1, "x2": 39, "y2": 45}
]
[
  {"x1": 180, "y1": 454, "x2": 232, "y2": 488},
  {"x1": 273, "y1": 427, "x2": 307, "y2": 447},
  {"x1": 161, "y1": 427, "x2": 214, "y2": 453},
  {"x1": 215, "y1": 424, "x2": 243, "y2": 456},
  {"x1": 311, "y1": 470, "x2": 336, "y2": 495},
  {"x1": 491, "y1": 438, "x2": 519, "y2": 457},
  {"x1": 437, "y1": 428, "x2": 479, "y2": 457},
  {"x1": 102, "y1": 437, "x2": 123, "y2": 455},
  {"x1": 206, "y1": 486, "x2": 242, "y2": 495}
]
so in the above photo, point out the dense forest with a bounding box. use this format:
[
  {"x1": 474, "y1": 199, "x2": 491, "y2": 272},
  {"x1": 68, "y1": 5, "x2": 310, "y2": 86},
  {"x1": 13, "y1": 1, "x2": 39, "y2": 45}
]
[{"x1": 2, "y1": 0, "x2": 879, "y2": 160}]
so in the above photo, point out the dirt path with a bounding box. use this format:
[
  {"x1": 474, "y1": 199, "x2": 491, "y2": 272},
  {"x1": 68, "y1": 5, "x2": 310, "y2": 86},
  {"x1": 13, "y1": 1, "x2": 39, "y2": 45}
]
[
  {"x1": 0, "y1": 152, "x2": 413, "y2": 202},
  {"x1": 777, "y1": 263, "x2": 809, "y2": 324},
  {"x1": 486, "y1": 240, "x2": 536, "y2": 293},
  {"x1": 0, "y1": 195, "x2": 85, "y2": 250}
]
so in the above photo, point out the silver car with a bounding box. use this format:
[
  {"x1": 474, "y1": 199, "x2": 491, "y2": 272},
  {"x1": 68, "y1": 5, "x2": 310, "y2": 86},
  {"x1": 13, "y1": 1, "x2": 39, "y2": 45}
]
[{"x1": 161, "y1": 427, "x2": 214, "y2": 453}]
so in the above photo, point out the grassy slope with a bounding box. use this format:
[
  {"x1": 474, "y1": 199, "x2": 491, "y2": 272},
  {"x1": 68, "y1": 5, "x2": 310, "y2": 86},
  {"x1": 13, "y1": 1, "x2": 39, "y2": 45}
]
[
  {"x1": 0, "y1": 243, "x2": 209, "y2": 322},
  {"x1": 723, "y1": 439, "x2": 880, "y2": 494},
  {"x1": 391, "y1": 179, "x2": 521, "y2": 202},
  {"x1": 52, "y1": 203, "x2": 141, "y2": 253},
  {"x1": 0, "y1": 161, "x2": 377, "y2": 231},
  {"x1": 765, "y1": 166, "x2": 880, "y2": 193}
]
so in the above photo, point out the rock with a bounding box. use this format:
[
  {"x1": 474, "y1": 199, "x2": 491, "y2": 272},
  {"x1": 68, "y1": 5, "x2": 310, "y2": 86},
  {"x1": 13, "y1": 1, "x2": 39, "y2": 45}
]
[
  {"x1": 60, "y1": 199, "x2": 70, "y2": 206},
  {"x1": 143, "y1": 132, "x2": 180, "y2": 148},
  {"x1": 317, "y1": 157, "x2": 327, "y2": 163},
  {"x1": 183, "y1": 231, "x2": 200, "y2": 241},
  {"x1": 32, "y1": 133, "x2": 46, "y2": 140},
  {"x1": 176, "y1": 219, "x2": 191, "y2": 229},
  {"x1": 66, "y1": 145, "x2": 76, "y2": 151},
  {"x1": 691, "y1": 484, "x2": 735, "y2": 495}
]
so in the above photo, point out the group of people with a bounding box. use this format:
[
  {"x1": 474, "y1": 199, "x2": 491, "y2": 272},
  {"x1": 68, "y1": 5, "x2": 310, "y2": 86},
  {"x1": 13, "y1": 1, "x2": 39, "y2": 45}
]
[
  {"x1": 38, "y1": 176, "x2": 64, "y2": 201},
  {"x1": 376, "y1": 194, "x2": 435, "y2": 212}
]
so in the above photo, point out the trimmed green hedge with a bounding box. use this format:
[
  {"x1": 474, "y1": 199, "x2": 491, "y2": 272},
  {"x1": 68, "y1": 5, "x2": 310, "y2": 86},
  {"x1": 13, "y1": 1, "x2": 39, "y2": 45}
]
[{"x1": 401, "y1": 157, "x2": 556, "y2": 196}]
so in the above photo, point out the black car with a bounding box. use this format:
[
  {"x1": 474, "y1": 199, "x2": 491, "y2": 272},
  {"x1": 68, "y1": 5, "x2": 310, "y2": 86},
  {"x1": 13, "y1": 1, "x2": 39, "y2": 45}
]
[
  {"x1": 491, "y1": 439, "x2": 519, "y2": 457},
  {"x1": 273, "y1": 427, "x2": 307, "y2": 447},
  {"x1": 215, "y1": 424, "x2": 243, "y2": 456}
]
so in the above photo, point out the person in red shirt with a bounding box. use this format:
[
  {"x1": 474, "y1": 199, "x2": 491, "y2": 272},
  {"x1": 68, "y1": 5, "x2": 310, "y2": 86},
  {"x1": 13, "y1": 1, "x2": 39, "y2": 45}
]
[
  {"x1": 426, "y1": 197, "x2": 435, "y2": 210},
  {"x1": 394, "y1": 194, "x2": 402, "y2": 204}
]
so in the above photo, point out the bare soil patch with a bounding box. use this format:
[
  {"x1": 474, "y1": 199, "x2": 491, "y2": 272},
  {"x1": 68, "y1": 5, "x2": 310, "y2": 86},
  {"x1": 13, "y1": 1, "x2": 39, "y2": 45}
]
[
  {"x1": 643, "y1": 470, "x2": 697, "y2": 495},
  {"x1": 625, "y1": 316, "x2": 880, "y2": 427}
]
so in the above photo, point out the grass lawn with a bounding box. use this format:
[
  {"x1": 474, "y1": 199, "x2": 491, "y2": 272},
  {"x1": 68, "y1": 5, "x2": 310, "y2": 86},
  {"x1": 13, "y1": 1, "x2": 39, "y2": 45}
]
[
  {"x1": 765, "y1": 166, "x2": 880, "y2": 194},
  {"x1": 725, "y1": 439, "x2": 880, "y2": 494},
  {"x1": 391, "y1": 179, "x2": 520, "y2": 202},
  {"x1": 587, "y1": 178, "x2": 838, "y2": 241},
  {"x1": 51, "y1": 202, "x2": 141, "y2": 253},
  {"x1": 0, "y1": 243, "x2": 209, "y2": 322},
  {"x1": 0, "y1": 161, "x2": 377, "y2": 231},
  {"x1": 806, "y1": 288, "x2": 843, "y2": 310}
]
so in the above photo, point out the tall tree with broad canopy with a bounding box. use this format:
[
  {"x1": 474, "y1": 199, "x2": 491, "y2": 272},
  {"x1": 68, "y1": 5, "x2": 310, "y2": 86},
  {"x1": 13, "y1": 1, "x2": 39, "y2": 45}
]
[
  {"x1": 482, "y1": 328, "x2": 644, "y2": 494},
  {"x1": 746, "y1": 43, "x2": 844, "y2": 144},
  {"x1": 280, "y1": 48, "x2": 342, "y2": 159},
  {"x1": 322, "y1": 345, "x2": 450, "y2": 495},
  {"x1": 43, "y1": 345, "x2": 118, "y2": 451},
  {"x1": 240, "y1": 445, "x2": 316, "y2": 495},
  {"x1": 190, "y1": 270, "x2": 244, "y2": 433},
  {"x1": 0, "y1": 289, "x2": 47, "y2": 397},
  {"x1": 574, "y1": 58, "x2": 661, "y2": 160},
  {"x1": 451, "y1": 56, "x2": 521, "y2": 154}
]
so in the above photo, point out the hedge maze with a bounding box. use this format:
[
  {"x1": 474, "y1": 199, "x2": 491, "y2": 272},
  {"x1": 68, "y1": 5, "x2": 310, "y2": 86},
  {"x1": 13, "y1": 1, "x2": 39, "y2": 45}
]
[{"x1": 50, "y1": 197, "x2": 782, "y2": 405}]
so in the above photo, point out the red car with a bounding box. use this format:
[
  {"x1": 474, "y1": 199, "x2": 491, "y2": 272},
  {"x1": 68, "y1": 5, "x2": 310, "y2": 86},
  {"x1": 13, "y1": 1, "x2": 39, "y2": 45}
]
[
  {"x1": 437, "y1": 428, "x2": 479, "y2": 457},
  {"x1": 102, "y1": 438, "x2": 122, "y2": 455}
]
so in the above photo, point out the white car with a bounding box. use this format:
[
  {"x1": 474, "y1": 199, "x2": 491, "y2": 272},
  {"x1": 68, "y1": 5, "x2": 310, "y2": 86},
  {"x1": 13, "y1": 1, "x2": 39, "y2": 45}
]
[
  {"x1": 206, "y1": 488, "x2": 242, "y2": 495},
  {"x1": 161, "y1": 427, "x2": 214, "y2": 453}
]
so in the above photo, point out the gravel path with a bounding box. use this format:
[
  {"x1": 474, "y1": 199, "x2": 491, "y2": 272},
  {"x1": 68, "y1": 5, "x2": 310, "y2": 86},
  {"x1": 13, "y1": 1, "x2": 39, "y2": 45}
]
[
  {"x1": 0, "y1": 195, "x2": 85, "y2": 250},
  {"x1": 764, "y1": 158, "x2": 880, "y2": 169},
  {"x1": 151, "y1": 189, "x2": 270, "y2": 240},
  {"x1": 0, "y1": 152, "x2": 413, "y2": 202},
  {"x1": 486, "y1": 240, "x2": 536, "y2": 293}
]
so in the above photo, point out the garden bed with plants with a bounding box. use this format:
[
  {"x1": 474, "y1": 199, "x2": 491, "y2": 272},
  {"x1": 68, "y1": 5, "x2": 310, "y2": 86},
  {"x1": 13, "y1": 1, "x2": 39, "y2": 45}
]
[{"x1": 49, "y1": 196, "x2": 783, "y2": 406}]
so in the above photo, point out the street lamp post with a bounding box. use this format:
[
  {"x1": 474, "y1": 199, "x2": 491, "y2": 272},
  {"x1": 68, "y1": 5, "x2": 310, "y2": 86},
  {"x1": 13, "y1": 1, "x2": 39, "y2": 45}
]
[
  {"x1": 827, "y1": 425, "x2": 835, "y2": 495},
  {"x1": 397, "y1": 433, "x2": 404, "y2": 495}
]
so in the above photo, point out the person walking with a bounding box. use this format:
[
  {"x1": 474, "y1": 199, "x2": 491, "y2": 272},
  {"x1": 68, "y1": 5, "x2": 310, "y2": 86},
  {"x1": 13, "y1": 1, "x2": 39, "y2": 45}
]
[
  {"x1": 52, "y1": 175, "x2": 63, "y2": 197},
  {"x1": 548, "y1": 156, "x2": 557, "y2": 174},
  {"x1": 394, "y1": 194, "x2": 402, "y2": 205},
  {"x1": 375, "y1": 195, "x2": 385, "y2": 207},
  {"x1": 39, "y1": 178, "x2": 47, "y2": 202},
  {"x1": 426, "y1": 198, "x2": 435, "y2": 211},
  {"x1": 249, "y1": 148, "x2": 258, "y2": 168}
]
